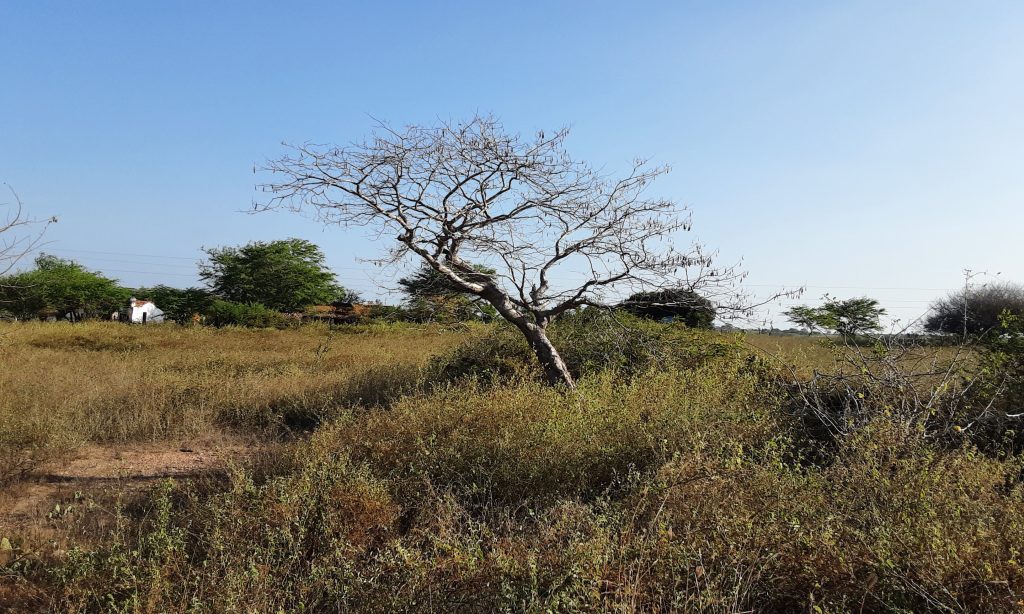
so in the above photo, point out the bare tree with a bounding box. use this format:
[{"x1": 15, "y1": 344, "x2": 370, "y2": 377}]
[
  {"x1": 1, "y1": 185, "x2": 55, "y2": 277},
  {"x1": 261, "y1": 116, "x2": 779, "y2": 388}
]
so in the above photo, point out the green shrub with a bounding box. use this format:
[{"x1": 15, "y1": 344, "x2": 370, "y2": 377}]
[
  {"x1": 432, "y1": 309, "x2": 748, "y2": 384},
  {"x1": 205, "y1": 300, "x2": 293, "y2": 329},
  {"x1": 963, "y1": 311, "x2": 1024, "y2": 453}
]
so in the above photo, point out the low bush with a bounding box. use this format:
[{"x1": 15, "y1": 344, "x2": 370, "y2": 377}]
[
  {"x1": 785, "y1": 328, "x2": 1024, "y2": 458},
  {"x1": 205, "y1": 300, "x2": 294, "y2": 329},
  {"x1": 331, "y1": 362, "x2": 785, "y2": 508},
  {"x1": 962, "y1": 312, "x2": 1024, "y2": 454},
  {"x1": 432, "y1": 309, "x2": 748, "y2": 384}
]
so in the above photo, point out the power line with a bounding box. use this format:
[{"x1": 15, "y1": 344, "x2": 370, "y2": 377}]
[
  {"x1": 742, "y1": 283, "x2": 954, "y2": 291},
  {"x1": 94, "y1": 268, "x2": 199, "y2": 278},
  {"x1": 43, "y1": 254, "x2": 198, "y2": 269},
  {"x1": 40, "y1": 247, "x2": 199, "y2": 261}
]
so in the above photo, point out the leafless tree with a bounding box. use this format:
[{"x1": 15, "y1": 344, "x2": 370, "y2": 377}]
[
  {"x1": 784, "y1": 314, "x2": 1012, "y2": 447},
  {"x1": 261, "y1": 115, "x2": 784, "y2": 388},
  {"x1": 1, "y1": 185, "x2": 55, "y2": 278}
]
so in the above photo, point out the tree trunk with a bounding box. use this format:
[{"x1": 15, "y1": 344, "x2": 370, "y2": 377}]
[
  {"x1": 471, "y1": 282, "x2": 575, "y2": 389},
  {"x1": 521, "y1": 324, "x2": 575, "y2": 389}
]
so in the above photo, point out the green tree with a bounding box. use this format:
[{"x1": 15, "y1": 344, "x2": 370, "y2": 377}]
[
  {"x1": 0, "y1": 254, "x2": 128, "y2": 319},
  {"x1": 619, "y1": 288, "x2": 715, "y2": 328},
  {"x1": 398, "y1": 263, "x2": 497, "y2": 322},
  {"x1": 924, "y1": 282, "x2": 1024, "y2": 338},
  {"x1": 199, "y1": 238, "x2": 355, "y2": 312},
  {"x1": 784, "y1": 297, "x2": 886, "y2": 339},
  {"x1": 783, "y1": 305, "x2": 819, "y2": 335}
]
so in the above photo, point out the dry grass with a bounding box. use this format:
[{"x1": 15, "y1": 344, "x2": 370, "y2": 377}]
[
  {"x1": 3, "y1": 322, "x2": 1022, "y2": 612},
  {"x1": 0, "y1": 321, "x2": 464, "y2": 482}
]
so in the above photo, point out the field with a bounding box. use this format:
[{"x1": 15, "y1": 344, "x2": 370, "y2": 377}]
[{"x1": 1, "y1": 321, "x2": 1023, "y2": 612}]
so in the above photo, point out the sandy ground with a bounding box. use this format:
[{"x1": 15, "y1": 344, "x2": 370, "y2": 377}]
[{"x1": 0, "y1": 436, "x2": 254, "y2": 549}]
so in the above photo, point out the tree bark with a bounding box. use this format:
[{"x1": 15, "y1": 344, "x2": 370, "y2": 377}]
[
  {"x1": 468, "y1": 282, "x2": 575, "y2": 389},
  {"x1": 520, "y1": 324, "x2": 575, "y2": 389}
]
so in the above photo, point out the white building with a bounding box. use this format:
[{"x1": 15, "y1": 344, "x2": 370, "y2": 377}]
[{"x1": 129, "y1": 297, "x2": 165, "y2": 324}]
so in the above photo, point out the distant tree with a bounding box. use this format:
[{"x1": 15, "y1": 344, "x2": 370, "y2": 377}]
[
  {"x1": 398, "y1": 264, "x2": 475, "y2": 298},
  {"x1": 924, "y1": 282, "x2": 1024, "y2": 337},
  {"x1": 783, "y1": 305, "x2": 819, "y2": 335},
  {"x1": 0, "y1": 254, "x2": 128, "y2": 319},
  {"x1": 133, "y1": 285, "x2": 214, "y2": 323},
  {"x1": 398, "y1": 263, "x2": 497, "y2": 322},
  {"x1": 199, "y1": 238, "x2": 356, "y2": 312},
  {"x1": 619, "y1": 288, "x2": 715, "y2": 328},
  {"x1": 784, "y1": 297, "x2": 886, "y2": 339}
]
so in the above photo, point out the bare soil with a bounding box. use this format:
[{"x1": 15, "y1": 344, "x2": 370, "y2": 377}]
[{"x1": 0, "y1": 436, "x2": 255, "y2": 554}]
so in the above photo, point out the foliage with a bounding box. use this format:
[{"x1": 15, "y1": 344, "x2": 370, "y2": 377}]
[
  {"x1": 133, "y1": 285, "x2": 214, "y2": 324},
  {"x1": 783, "y1": 305, "x2": 819, "y2": 333},
  {"x1": 397, "y1": 263, "x2": 494, "y2": 300},
  {"x1": 619, "y1": 287, "x2": 715, "y2": 327},
  {"x1": 785, "y1": 296, "x2": 886, "y2": 338},
  {"x1": 398, "y1": 263, "x2": 497, "y2": 322},
  {"x1": 363, "y1": 303, "x2": 411, "y2": 322},
  {"x1": 205, "y1": 300, "x2": 293, "y2": 329},
  {"x1": 402, "y1": 294, "x2": 486, "y2": 323},
  {"x1": 199, "y1": 238, "x2": 355, "y2": 312},
  {"x1": 968, "y1": 311, "x2": 1024, "y2": 452},
  {"x1": 925, "y1": 281, "x2": 1024, "y2": 337},
  {"x1": 0, "y1": 254, "x2": 127, "y2": 319},
  {"x1": 433, "y1": 308, "x2": 748, "y2": 384}
]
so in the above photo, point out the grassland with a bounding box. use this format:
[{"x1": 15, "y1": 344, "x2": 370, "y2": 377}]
[
  {"x1": 0, "y1": 321, "x2": 464, "y2": 480},
  {"x1": 1, "y1": 321, "x2": 1022, "y2": 612}
]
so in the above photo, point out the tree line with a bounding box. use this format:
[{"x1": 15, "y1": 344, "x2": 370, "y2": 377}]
[
  {"x1": 3, "y1": 115, "x2": 1022, "y2": 387},
  {"x1": 6, "y1": 238, "x2": 1019, "y2": 343},
  {"x1": 0, "y1": 240, "x2": 722, "y2": 329},
  {"x1": 782, "y1": 283, "x2": 1024, "y2": 340}
]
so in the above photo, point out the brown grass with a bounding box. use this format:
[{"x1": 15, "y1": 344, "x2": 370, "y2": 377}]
[
  {"x1": 2, "y1": 323, "x2": 1022, "y2": 612},
  {"x1": 0, "y1": 321, "x2": 464, "y2": 482}
]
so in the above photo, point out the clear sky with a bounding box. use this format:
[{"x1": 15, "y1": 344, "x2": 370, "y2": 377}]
[{"x1": 2, "y1": 1, "x2": 1021, "y2": 327}]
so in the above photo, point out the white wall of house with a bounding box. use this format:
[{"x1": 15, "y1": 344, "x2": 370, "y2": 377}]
[{"x1": 130, "y1": 300, "x2": 165, "y2": 323}]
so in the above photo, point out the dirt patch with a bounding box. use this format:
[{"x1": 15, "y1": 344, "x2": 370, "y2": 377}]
[{"x1": 0, "y1": 436, "x2": 254, "y2": 540}]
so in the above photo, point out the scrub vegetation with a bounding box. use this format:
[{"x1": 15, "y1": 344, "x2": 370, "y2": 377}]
[{"x1": 2, "y1": 317, "x2": 1023, "y2": 612}]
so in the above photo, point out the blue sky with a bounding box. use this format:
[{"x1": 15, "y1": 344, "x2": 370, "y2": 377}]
[{"x1": 2, "y1": 1, "x2": 1021, "y2": 326}]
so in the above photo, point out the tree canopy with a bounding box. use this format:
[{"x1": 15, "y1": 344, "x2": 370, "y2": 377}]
[
  {"x1": 924, "y1": 282, "x2": 1024, "y2": 337},
  {"x1": 0, "y1": 254, "x2": 127, "y2": 319},
  {"x1": 199, "y1": 238, "x2": 355, "y2": 312},
  {"x1": 784, "y1": 297, "x2": 886, "y2": 338},
  {"x1": 397, "y1": 263, "x2": 497, "y2": 322},
  {"x1": 619, "y1": 288, "x2": 716, "y2": 328},
  {"x1": 261, "y1": 115, "x2": 764, "y2": 387}
]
